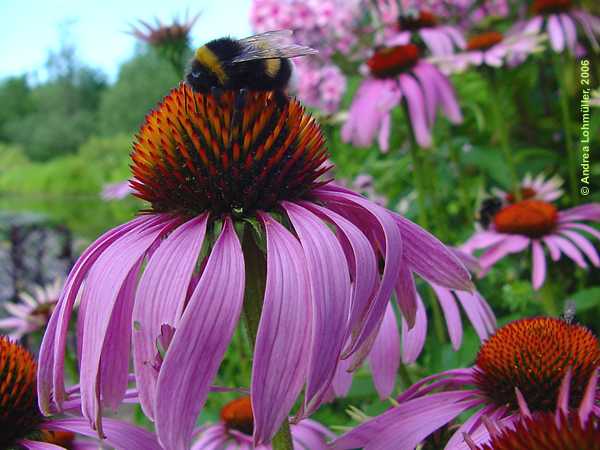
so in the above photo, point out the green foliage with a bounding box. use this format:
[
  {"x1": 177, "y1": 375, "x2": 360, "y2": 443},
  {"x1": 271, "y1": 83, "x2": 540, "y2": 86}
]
[
  {"x1": 97, "y1": 49, "x2": 180, "y2": 135},
  {"x1": 0, "y1": 133, "x2": 131, "y2": 195}
]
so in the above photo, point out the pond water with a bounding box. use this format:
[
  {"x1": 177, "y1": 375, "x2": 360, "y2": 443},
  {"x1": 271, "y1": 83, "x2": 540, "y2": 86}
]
[{"x1": 0, "y1": 194, "x2": 140, "y2": 241}]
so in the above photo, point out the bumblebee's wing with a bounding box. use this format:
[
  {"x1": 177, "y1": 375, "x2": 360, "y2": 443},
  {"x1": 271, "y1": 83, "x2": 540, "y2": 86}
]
[{"x1": 230, "y1": 30, "x2": 318, "y2": 63}]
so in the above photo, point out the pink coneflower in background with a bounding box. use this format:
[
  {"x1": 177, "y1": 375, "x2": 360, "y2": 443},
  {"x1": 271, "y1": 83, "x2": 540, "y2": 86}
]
[
  {"x1": 465, "y1": 370, "x2": 599, "y2": 449},
  {"x1": 332, "y1": 247, "x2": 495, "y2": 401},
  {"x1": 492, "y1": 173, "x2": 564, "y2": 203},
  {"x1": 101, "y1": 180, "x2": 134, "y2": 200},
  {"x1": 516, "y1": 0, "x2": 600, "y2": 53},
  {"x1": 38, "y1": 85, "x2": 471, "y2": 450},
  {"x1": 342, "y1": 44, "x2": 462, "y2": 150},
  {"x1": 0, "y1": 278, "x2": 62, "y2": 339},
  {"x1": 0, "y1": 337, "x2": 160, "y2": 450},
  {"x1": 464, "y1": 200, "x2": 600, "y2": 289},
  {"x1": 192, "y1": 396, "x2": 333, "y2": 449},
  {"x1": 383, "y1": 9, "x2": 466, "y2": 57},
  {"x1": 431, "y1": 30, "x2": 545, "y2": 74},
  {"x1": 332, "y1": 316, "x2": 600, "y2": 449}
]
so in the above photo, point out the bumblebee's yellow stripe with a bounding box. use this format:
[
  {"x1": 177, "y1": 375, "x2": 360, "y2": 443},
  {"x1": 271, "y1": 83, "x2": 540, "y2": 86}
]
[
  {"x1": 195, "y1": 46, "x2": 228, "y2": 84},
  {"x1": 265, "y1": 59, "x2": 281, "y2": 77}
]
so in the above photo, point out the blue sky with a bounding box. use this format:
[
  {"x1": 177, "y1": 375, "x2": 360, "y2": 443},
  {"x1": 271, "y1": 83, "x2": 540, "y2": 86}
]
[{"x1": 0, "y1": 0, "x2": 252, "y2": 82}]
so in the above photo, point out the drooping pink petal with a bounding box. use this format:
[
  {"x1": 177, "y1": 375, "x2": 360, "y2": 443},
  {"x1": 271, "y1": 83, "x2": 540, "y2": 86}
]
[
  {"x1": 252, "y1": 213, "x2": 312, "y2": 445},
  {"x1": 548, "y1": 14, "x2": 566, "y2": 52},
  {"x1": 395, "y1": 266, "x2": 418, "y2": 328},
  {"x1": 331, "y1": 392, "x2": 478, "y2": 450},
  {"x1": 18, "y1": 441, "x2": 64, "y2": 450},
  {"x1": 283, "y1": 202, "x2": 351, "y2": 414},
  {"x1": 419, "y1": 62, "x2": 463, "y2": 124},
  {"x1": 559, "y1": 13, "x2": 577, "y2": 53},
  {"x1": 572, "y1": 11, "x2": 600, "y2": 51},
  {"x1": 579, "y1": 369, "x2": 598, "y2": 424},
  {"x1": 413, "y1": 64, "x2": 438, "y2": 126},
  {"x1": 558, "y1": 203, "x2": 600, "y2": 222},
  {"x1": 461, "y1": 231, "x2": 507, "y2": 253},
  {"x1": 531, "y1": 240, "x2": 547, "y2": 290},
  {"x1": 524, "y1": 16, "x2": 544, "y2": 34},
  {"x1": 44, "y1": 417, "x2": 162, "y2": 450},
  {"x1": 547, "y1": 235, "x2": 588, "y2": 268},
  {"x1": 98, "y1": 261, "x2": 141, "y2": 411},
  {"x1": 401, "y1": 294, "x2": 427, "y2": 364},
  {"x1": 155, "y1": 218, "x2": 245, "y2": 450},
  {"x1": 368, "y1": 302, "x2": 400, "y2": 399},
  {"x1": 431, "y1": 285, "x2": 463, "y2": 350},
  {"x1": 132, "y1": 214, "x2": 208, "y2": 419},
  {"x1": 455, "y1": 291, "x2": 495, "y2": 341},
  {"x1": 80, "y1": 217, "x2": 174, "y2": 428},
  {"x1": 398, "y1": 73, "x2": 431, "y2": 147},
  {"x1": 560, "y1": 229, "x2": 600, "y2": 266},
  {"x1": 313, "y1": 189, "x2": 402, "y2": 357},
  {"x1": 332, "y1": 348, "x2": 353, "y2": 397},
  {"x1": 302, "y1": 202, "x2": 378, "y2": 344},
  {"x1": 561, "y1": 223, "x2": 600, "y2": 240},
  {"x1": 479, "y1": 235, "x2": 530, "y2": 269},
  {"x1": 394, "y1": 214, "x2": 472, "y2": 291},
  {"x1": 38, "y1": 215, "x2": 155, "y2": 414}
]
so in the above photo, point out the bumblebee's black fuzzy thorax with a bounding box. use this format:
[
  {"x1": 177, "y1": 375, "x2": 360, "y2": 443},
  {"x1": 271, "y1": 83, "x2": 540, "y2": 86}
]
[{"x1": 187, "y1": 37, "x2": 292, "y2": 93}]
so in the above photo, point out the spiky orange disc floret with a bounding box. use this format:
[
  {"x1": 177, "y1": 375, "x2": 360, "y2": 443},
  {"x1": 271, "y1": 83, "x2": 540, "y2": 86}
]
[
  {"x1": 130, "y1": 84, "x2": 330, "y2": 217},
  {"x1": 467, "y1": 31, "x2": 504, "y2": 51},
  {"x1": 0, "y1": 336, "x2": 43, "y2": 446},
  {"x1": 397, "y1": 10, "x2": 437, "y2": 31},
  {"x1": 220, "y1": 396, "x2": 254, "y2": 436},
  {"x1": 474, "y1": 318, "x2": 600, "y2": 412},
  {"x1": 367, "y1": 44, "x2": 421, "y2": 78},
  {"x1": 532, "y1": 0, "x2": 573, "y2": 15},
  {"x1": 494, "y1": 200, "x2": 558, "y2": 238},
  {"x1": 476, "y1": 412, "x2": 600, "y2": 450}
]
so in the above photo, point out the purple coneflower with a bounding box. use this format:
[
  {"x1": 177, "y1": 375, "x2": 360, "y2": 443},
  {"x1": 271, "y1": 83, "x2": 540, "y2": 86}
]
[
  {"x1": 0, "y1": 278, "x2": 63, "y2": 339},
  {"x1": 332, "y1": 316, "x2": 600, "y2": 449},
  {"x1": 518, "y1": 0, "x2": 600, "y2": 53},
  {"x1": 0, "y1": 336, "x2": 159, "y2": 450},
  {"x1": 464, "y1": 200, "x2": 600, "y2": 289},
  {"x1": 465, "y1": 370, "x2": 599, "y2": 449},
  {"x1": 389, "y1": 9, "x2": 466, "y2": 57},
  {"x1": 431, "y1": 30, "x2": 545, "y2": 74},
  {"x1": 342, "y1": 43, "x2": 462, "y2": 150},
  {"x1": 38, "y1": 84, "x2": 470, "y2": 449},
  {"x1": 332, "y1": 248, "x2": 495, "y2": 400},
  {"x1": 492, "y1": 173, "x2": 564, "y2": 203},
  {"x1": 192, "y1": 396, "x2": 333, "y2": 449}
]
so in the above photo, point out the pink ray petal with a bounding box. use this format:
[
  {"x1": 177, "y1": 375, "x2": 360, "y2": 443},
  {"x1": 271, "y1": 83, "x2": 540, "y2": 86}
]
[
  {"x1": 155, "y1": 218, "x2": 245, "y2": 450},
  {"x1": 252, "y1": 213, "x2": 312, "y2": 445}
]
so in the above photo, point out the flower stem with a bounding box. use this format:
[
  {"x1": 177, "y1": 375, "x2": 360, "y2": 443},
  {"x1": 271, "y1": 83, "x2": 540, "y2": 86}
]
[
  {"x1": 241, "y1": 227, "x2": 295, "y2": 450},
  {"x1": 486, "y1": 71, "x2": 519, "y2": 198},
  {"x1": 553, "y1": 53, "x2": 578, "y2": 204},
  {"x1": 408, "y1": 139, "x2": 430, "y2": 229}
]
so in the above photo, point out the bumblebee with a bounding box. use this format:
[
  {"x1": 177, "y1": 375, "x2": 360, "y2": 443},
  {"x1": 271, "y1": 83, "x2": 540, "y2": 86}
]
[
  {"x1": 477, "y1": 197, "x2": 503, "y2": 229},
  {"x1": 186, "y1": 30, "x2": 317, "y2": 93}
]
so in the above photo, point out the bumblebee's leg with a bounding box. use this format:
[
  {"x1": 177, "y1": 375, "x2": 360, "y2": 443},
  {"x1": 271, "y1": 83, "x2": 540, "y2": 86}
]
[
  {"x1": 234, "y1": 88, "x2": 248, "y2": 111},
  {"x1": 273, "y1": 89, "x2": 290, "y2": 109},
  {"x1": 210, "y1": 86, "x2": 224, "y2": 103}
]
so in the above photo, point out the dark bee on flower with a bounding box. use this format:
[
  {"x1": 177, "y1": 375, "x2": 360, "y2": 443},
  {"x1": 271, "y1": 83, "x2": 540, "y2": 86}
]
[
  {"x1": 185, "y1": 30, "x2": 317, "y2": 94},
  {"x1": 478, "y1": 197, "x2": 503, "y2": 229}
]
